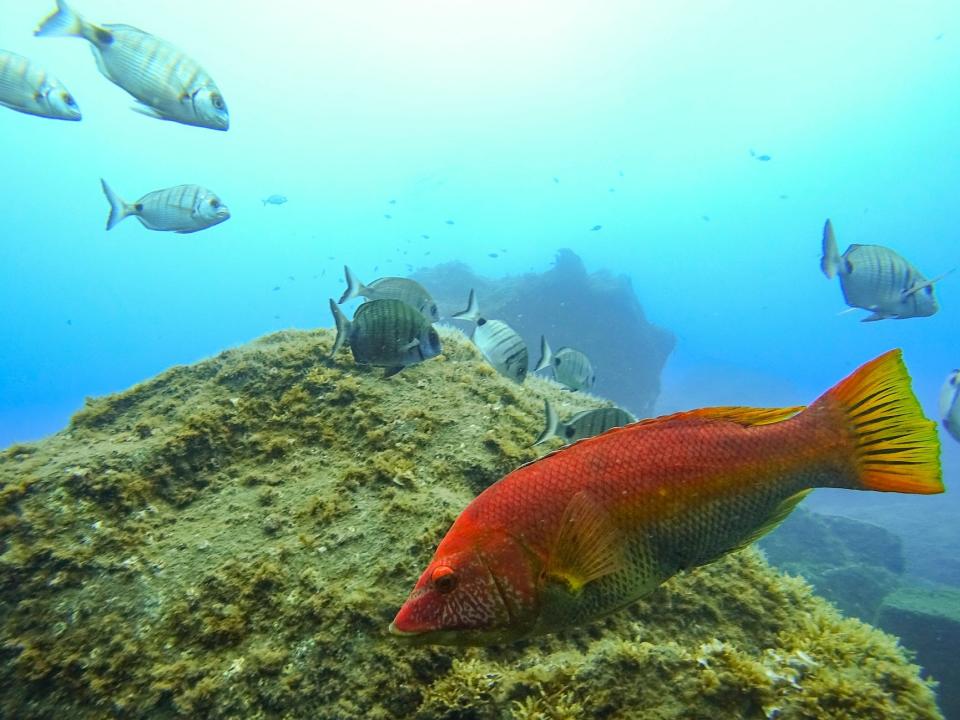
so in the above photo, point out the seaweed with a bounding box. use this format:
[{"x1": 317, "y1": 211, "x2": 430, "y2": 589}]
[{"x1": 0, "y1": 328, "x2": 943, "y2": 719}]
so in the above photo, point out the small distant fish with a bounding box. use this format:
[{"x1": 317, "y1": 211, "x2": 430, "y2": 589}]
[
  {"x1": 262, "y1": 195, "x2": 287, "y2": 206},
  {"x1": 329, "y1": 298, "x2": 441, "y2": 377},
  {"x1": 779, "y1": 194, "x2": 789, "y2": 200},
  {"x1": 701, "y1": 215, "x2": 711, "y2": 222},
  {"x1": 820, "y1": 219, "x2": 946, "y2": 321},
  {"x1": 421, "y1": 235, "x2": 430, "y2": 240},
  {"x1": 940, "y1": 370, "x2": 960, "y2": 443},
  {"x1": 536, "y1": 336, "x2": 595, "y2": 391},
  {"x1": 272, "y1": 286, "x2": 280, "y2": 291},
  {"x1": 749, "y1": 149, "x2": 772, "y2": 161},
  {"x1": 100, "y1": 179, "x2": 229, "y2": 233},
  {"x1": 534, "y1": 399, "x2": 635, "y2": 445},
  {"x1": 338, "y1": 266, "x2": 439, "y2": 322},
  {"x1": 453, "y1": 290, "x2": 528, "y2": 384},
  {"x1": 552, "y1": 177, "x2": 560, "y2": 183},
  {"x1": 384, "y1": 214, "x2": 393, "y2": 220},
  {"x1": 35, "y1": 0, "x2": 229, "y2": 130},
  {"x1": 389, "y1": 199, "x2": 397, "y2": 205},
  {"x1": 0, "y1": 50, "x2": 81, "y2": 121},
  {"x1": 390, "y1": 350, "x2": 943, "y2": 644},
  {"x1": 488, "y1": 253, "x2": 499, "y2": 258},
  {"x1": 591, "y1": 225, "x2": 602, "y2": 232},
  {"x1": 445, "y1": 220, "x2": 455, "y2": 225}
]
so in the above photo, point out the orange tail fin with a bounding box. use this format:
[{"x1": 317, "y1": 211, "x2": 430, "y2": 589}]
[{"x1": 812, "y1": 349, "x2": 942, "y2": 494}]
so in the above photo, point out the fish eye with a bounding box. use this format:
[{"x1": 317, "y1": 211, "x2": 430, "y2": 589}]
[
  {"x1": 924, "y1": 286, "x2": 932, "y2": 295},
  {"x1": 554, "y1": 357, "x2": 561, "y2": 366},
  {"x1": 62, "y1": 93, "x2": 76, "y2": 107},
  {"x1": 429, "y1": 329, "x2": 439, "y2": 345},
  {"x1": 211, "y1": 94, "x2": 224, "y2": 110},
  {"x1": 565, "y1": 426, "x2": 576, "y2": 439},
  {"x1": 431, "y1": 566, "x2": 457, "y2": 594},
  {"x1": 209, "y1": 198, "x2": 220, "y2": 208}
]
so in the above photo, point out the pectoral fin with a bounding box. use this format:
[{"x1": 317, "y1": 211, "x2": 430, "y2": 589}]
[
  {"x1": 546, "y1": 491, "x2": 624, "y2": 593},
  {"x1": 130, "y1": 102, "x2": 165, "y2": 120}
]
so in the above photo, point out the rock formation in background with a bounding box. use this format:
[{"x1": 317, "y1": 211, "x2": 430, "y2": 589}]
[
  {"x1": 761, "y1": 508, "x2": 959, "y2": 719},
  {"x1": 415, "y1": 248, "x2": 675, "y2": 417},
  {"x1": 0, "y1": 329, "x2": 942, "y2": 719}
]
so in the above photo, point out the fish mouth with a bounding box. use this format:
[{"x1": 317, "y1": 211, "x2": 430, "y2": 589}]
[{"x1": 388, "y1": 621, "x2": 417, "y2": 638}]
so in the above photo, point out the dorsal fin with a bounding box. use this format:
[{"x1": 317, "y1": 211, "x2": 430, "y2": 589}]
[
  {"x1": 545, "y1": 491, "x2": 624, "y2": 592},
  {"x1": 663, "y1": 406, "x2": 804, "y2": 427},
  {"x1": 524, "y1": 404, "x2": 802, "y2": 472}
]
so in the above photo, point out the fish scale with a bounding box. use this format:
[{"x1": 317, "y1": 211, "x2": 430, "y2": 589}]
[
  {"x1": 0, "y1": 49, "x2": 80, "y2": 121},
  {"x1": 391, "y1": 350, "x2": 942, "y2": 644},
  {"x1": 35, "y1": 1, "x2": 228, "y2": 130}
]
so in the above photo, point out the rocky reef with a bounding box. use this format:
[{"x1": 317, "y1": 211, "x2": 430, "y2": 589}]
[
  {"x1": 415, "y1": 249, "x2": 675, "y2": 417},
  {"x1": 761, "y1": 508, "x2": 959, "y2": 719},
  {"x1": 0, "y1": 328, "x2": 942, "y2": 719}
]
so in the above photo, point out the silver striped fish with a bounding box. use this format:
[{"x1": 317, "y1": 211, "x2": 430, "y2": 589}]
[
  {"x1": 35, "y1": 0, "x2": 228, "y2": 130},
  {"x1": 940, "y1": 370, "x2": 960, "y2": 443},
  {"x1": 535, "y1": 336, "x2": 595, "y2": 391},
  {"x1": 453, "y1": 290, "x2": 528, "y2": 383},
  {"x1": 338, "y1": 266, "x2": 440, "y2": 322},
  {"x1": 100, "y1": 180, "x2": 230, "y2": 233},
  {"x1": 329, "y1": 298, "x2": 441, "y2": 377},
  {"x1": 533, "y1": 399, "x2": 635, "y2": 445},
  {"x1": 0, "y1": 49, "x2": 80, "y2": 121},
  {"x1": 821, "y1": 219, "x2": 944, "y2": 321}
]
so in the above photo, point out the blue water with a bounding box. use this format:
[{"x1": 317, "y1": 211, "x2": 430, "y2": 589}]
[
  {"x1": 2, "y1": 2, "x2": 958, "y2": 453},
  {"x1": 2, "y1": 0, "x2": 960, "y2": 714}
]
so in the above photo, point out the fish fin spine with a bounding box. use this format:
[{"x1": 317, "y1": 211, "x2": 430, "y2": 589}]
[
  {"x1": 545, "y1": 491, "x2": 624, "y2": 592},
  {"x1": 812, "y1": 349, "x2": 942, "y2": 494},
  {"x1": 100, "y1": 179, "x2": 133, "y2": 230},
  {"x1": 328, "y1": 299, "x2": 350, "y2": 357}
]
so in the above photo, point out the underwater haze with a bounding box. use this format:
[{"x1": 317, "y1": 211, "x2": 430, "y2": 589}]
[
  {"x1": 2, "y1": 0, "x2": 960, "y2": 715},
  {"x1": 1, "y1": 1, "x2": 958, "y2": 452}
]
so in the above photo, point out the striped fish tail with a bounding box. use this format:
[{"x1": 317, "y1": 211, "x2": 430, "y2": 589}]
[
  {"x1": 535, "y1": 335, "x2": 553, "y2": 371},
  {"x1": 820, "y1": 218, "x2": 841, "y2": 279},
  {"x1": 100, "y1": 179, "x2": 134, "y2": 231},
  {"x1": 451, "y1": 289, "x2": 481, "y2": 322},
  {"x1": 533, "y1": 400, "x2": 561, "y2": 445},
  {"x1": 809, "y1": 349, "x2": 943, "y2": 494},
  {"x1": 329, "y1": 299, "x2": 351, "y2": 357},
  {"x1": 338, "y1": 266, "x2": 366, "y2": 304},
  {"x1": 35, "y1": 0, "x2": 109, "y2": 44}
]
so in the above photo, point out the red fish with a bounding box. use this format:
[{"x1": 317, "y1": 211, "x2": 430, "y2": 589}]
[{"x1": 390, "y1": 350, "x2": 942, "y2": 645}]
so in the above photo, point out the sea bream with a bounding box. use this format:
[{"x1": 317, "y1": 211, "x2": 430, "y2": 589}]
[
  {"x1": 534, "y1": 399, "x2": 635, "y2": 445},
  {"x1": 35, "y1": 0, "x2": 229, "y2": 130},
  {"x1": 100, "y1": 180, "x2": 230, "y2": 233},
  {"x1": 452, "y1": 290, "x2": 528, "y2": 384},
  {"x1": 535, "y1": 336, "x2": 595, "y2": 391},
  {"x1": 940, "y1": 370, "x2": 960, "y2": 443},
  {"x1": 0, "y1": 49, "x2": 81, "y2": 121},
  {"x1": 338, "y1": 266, "x2": 439, "y2": 323},
  {"x1": 329, "y1": 298, "x2": 441, "y2": 377},
  {"x1": 820, "y1": 219, "x2": 945, "y2": 321},
  {"x1": 390, "y1": 350, "x2": 942, "y2": 645}
]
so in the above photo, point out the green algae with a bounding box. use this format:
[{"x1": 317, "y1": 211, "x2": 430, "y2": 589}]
[{"x1": 0, "y1": 328, "x2": 943, "y2": 719}]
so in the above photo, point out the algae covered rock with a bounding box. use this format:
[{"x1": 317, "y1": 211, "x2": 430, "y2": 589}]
[
  {"x1": 878, "y1": 587, "x2": 960, "y2": 720},
  {"x1": 0, "y1": 328, "x2": 942, "y2": 719}
]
